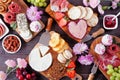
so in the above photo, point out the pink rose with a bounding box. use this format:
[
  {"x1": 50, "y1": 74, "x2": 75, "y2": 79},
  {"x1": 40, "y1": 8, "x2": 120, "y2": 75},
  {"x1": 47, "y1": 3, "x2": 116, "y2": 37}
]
[
  {"x1": 0, "y1": 71, "x2": 7, "y2": 80},
  {"x1": 112, "y1": 1, "x2": 117, "y2": 9},
  {"x1": 98, "y1": 5, "x2": 104, "y2": 15},
  {"x1": 5, "y1": 59, "x2": 16, "y2": 68},
  {"x1": 83, "y1": 0, "x2": 89, "y2": 6},
  {"x1": 89, "y1": 0, "x2": 100, "y2": 8},
  {"x1": 17, "y1": 58, "x2": 27, "y2": 69}
]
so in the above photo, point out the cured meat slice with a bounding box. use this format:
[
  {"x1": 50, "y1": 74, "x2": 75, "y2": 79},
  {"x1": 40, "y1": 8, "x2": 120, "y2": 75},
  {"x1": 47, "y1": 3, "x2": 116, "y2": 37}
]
[
  {"x1": 60, "y1": 0, "x2": 68, "y2": 12},
  {"x1": 68, "y1": 20, "x2": 87, "y2": 39}
]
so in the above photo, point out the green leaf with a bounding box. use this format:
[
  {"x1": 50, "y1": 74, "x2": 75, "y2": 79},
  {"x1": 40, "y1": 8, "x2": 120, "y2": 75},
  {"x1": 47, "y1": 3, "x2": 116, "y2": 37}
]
[
  {"x1": 117, "y1": 3, "x2": 120, "y2": 7},
  {"x1": 10, "y1": 22, "x2": 17, "y2": 30}
]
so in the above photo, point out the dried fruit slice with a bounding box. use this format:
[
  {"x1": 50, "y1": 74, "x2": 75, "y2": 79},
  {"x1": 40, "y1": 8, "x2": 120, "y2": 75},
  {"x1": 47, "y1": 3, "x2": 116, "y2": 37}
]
[
  {"x1": 0, "y1": 3, "x2": 7, "y2": 13},
  {"x1": 0, "y1": 24, "x2": 5, "y2": 36},
  {"x1": 58, "y1": 43, "x2": 69, "y2": 53},
  {"x1": 1, "y1": 0, "x2": 12, "y2": 4},
  {"x1": 54, "y1": 12, "x2": 65, "y2": 20},
  {"x1": 52, "y1": 38, "x2": 65, "y2": 52},
  {"x1": 49, "y1": 31, "x2": 60, "y2": 48}
]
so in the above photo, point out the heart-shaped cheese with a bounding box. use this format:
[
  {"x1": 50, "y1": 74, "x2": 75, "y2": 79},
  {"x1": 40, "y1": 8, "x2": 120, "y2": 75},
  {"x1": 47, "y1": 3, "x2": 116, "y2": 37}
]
[{"x1": 68, "y1": 20, "x2": 87, "y2": 39}]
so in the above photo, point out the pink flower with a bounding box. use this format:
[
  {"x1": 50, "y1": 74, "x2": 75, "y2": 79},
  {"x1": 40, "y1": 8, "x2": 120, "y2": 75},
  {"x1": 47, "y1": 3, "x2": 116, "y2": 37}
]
[
  {"x1": 26, "y1": 6, "x2": 43, "y2": 21},
  {"x1": 98, "y1": 4, "x2": 104, "y2": 15},
  {"x1": 17, "y1": 58, "x2": 27, "y2": 69},
  {"x1": 112, "y1": 1, "x2": 117, "y2": 9},
  {"x1": 0, "y1": 71, "x2": 7, "y2": 80},
  {"x1": 78, "y1": 54, "x2": 93, "y2": 65},
  {"x1": 89, "y1": 0, "x2": 100, "y2": 8},
  {"x1": 73, "y1": 43, "x2": 88, "y2": 55},
  {"x1": 83, "y1": 0, "x2": 89, "y2": 6},
  {"x1": 5, "y1": 59, "x2": 16, "y2": 68},
  {"x1": 114, "y1": 0, "x2": 120, "y2": 3}
]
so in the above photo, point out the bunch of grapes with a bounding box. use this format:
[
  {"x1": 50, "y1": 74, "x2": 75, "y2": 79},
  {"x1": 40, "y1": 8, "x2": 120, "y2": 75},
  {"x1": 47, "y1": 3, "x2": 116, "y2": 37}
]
[
  {"x1": 107, "y1": 65, "x2": 120, "y2": 80},
  {"x1": 16, "y1": 68, "x2": 36, "y2": 80},
  {"x1": 27, "y1": 0, "x2": 47, "y2": 7}
]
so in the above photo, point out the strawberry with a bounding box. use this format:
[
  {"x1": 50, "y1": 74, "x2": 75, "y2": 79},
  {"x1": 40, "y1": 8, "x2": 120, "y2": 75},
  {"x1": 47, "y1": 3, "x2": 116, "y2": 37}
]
[
  {"x1": 54, "y1": 12, "x2": 65, "y2": 20},
  {"x1": 67, "y1": 61, "x2": 76, "y2": 68},
  {"x1": 67, "y1": 70, "x2": 76, "y2": 78},
  {"x1": 58, "y1": 18, "x2": 67, "y2": 27}
]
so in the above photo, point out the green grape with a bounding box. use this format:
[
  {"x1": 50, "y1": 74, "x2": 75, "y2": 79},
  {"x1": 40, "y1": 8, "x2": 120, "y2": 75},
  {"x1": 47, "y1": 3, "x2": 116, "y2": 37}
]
[
  {"x1": 107, "y1": 64, "x2": 113, "y2": 69},
  {"x1": 27, "y1": 0, "x2": 31, "y2": 2},
  {"x1": 107, "y1": 69, "x2": 114, "y2": 75},
  {"x1": 116, "y1": 73, "x2": 120, "y2": 77},
  {"x1": 110, "y1": 76, "x2": 115, "y2": 80},
  {"x1": 40, "y1": 0, "x2": 45, "y2": 2},
  {"x1": 43, "y1": 2, "x2": 47, "y2": 7},
  {"x1": 115, "y1": 77, "x2": 120, "y2": 80},
  {"x1": 118, "y1": 66, "x2": 120, "y2": 69},
  {"x1": 35, "y1": 0, "x2": 40, "y2": 3},
  {"x1": 114, "y1": 67, "x2": 118, "y2": 72},
  {"x1": 39, "y1": 2, "x2": 43, "y2": 7},
  {"x1": 34, "y1": 2, "x2": 39, "y2": 7},
  {"x1": 118, "y1": 70, "x2": 120, "y2": 73},
  {"x1": 31, "y1": 0, "x2": 34, "y2": 4},
  {"x1": 112, "y1": 72, "x2": 117, "y2": 76}
]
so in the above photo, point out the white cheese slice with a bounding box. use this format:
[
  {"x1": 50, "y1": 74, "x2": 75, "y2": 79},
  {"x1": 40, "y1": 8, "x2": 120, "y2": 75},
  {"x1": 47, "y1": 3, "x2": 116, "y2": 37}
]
[{"x1": 39, "y1": 45, "x2": 50, "y2": 56}]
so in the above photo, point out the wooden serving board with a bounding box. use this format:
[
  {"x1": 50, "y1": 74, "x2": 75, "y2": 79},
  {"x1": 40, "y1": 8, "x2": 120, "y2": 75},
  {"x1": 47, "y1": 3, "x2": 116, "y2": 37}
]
[
  {"x1": 90, "y1": 36, "x2": 120, "y2": 80},
  {"x1": 45, "y1": 4, "x2": 91, "y2": 42},
  {"x1": 0, "y1": 0, "x2": 45, "y2": 42},
  {"x1": 28, "y1": 43, "x2": 78, "y2": 80}
]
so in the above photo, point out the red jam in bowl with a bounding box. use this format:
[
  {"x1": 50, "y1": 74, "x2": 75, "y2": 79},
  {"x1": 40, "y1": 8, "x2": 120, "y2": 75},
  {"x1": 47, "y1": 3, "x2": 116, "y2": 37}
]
[{"x1": 105, "y1": 16, "x2": 116, "y2": 28}]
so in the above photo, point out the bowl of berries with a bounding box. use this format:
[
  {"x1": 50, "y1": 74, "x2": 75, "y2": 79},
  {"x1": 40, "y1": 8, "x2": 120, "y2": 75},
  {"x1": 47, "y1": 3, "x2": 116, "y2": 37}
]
[{"x1": 103, "y1": 14, "x2": 118, "y2": 30}]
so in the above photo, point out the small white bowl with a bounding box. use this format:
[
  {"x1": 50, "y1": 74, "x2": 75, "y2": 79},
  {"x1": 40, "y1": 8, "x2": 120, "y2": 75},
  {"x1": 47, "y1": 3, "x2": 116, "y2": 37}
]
[
  {"x1": 103, "y1": 14, "x2": 118, "y2": 30},
  {"x1": 2, "y1": 34, "x2": 21, "y2": 54},
  {"x1": 0, "y1": 18, "x2": 9, "y2": 39}
]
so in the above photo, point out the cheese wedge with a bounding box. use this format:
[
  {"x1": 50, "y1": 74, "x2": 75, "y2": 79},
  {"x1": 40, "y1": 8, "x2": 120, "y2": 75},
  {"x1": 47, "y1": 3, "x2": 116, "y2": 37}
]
[
  {"x1": 29, "y1": 51, "x2": 53, "y2": 72},
  {"x1": 39, "y1": 45, "x2": 50, "y2": 56}
]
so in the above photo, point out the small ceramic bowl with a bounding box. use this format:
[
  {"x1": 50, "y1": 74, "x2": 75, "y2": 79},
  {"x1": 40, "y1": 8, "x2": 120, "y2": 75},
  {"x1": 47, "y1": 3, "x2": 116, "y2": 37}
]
[
  {"x1": 103, "y1": 14, "x2": 118, "y2": 30},
  {"x1": 2, "y1": 34, "x2": 21, "y2": 54}
]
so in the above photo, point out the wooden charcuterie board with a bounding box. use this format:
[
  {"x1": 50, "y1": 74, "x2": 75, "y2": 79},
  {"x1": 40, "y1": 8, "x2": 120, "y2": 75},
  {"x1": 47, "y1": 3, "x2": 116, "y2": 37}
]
[
  {"x1": 27, "y1": 31, "x2": 82, "y2": 80},
  {"x1": 45, "y1": 4, "x2": 92, "y2": 42},
  {"x1": 0, "y1": 0, "x2": 45, "y2": 42},
  {"x1": 90, "y1": 36, "x2": 120, "y2": 80}
]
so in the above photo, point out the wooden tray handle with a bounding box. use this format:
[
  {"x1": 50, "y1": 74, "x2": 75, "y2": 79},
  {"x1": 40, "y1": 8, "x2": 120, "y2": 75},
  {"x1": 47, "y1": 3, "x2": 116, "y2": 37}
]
[{"x1": 46, "y1": 17, "x2": 53, "y2": 31}]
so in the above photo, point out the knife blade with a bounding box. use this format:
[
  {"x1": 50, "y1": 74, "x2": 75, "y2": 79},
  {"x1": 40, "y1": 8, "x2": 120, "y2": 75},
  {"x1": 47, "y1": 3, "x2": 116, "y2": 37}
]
[
  {"x1": 39, "y1": 18, "x2": 53, "y2": 46},
  {"x1": 81, "y1": 28, "x2": 105, "y2": 43},
  {"x1": 88, "y1": 62, "x2": 99, "y2": 80}
]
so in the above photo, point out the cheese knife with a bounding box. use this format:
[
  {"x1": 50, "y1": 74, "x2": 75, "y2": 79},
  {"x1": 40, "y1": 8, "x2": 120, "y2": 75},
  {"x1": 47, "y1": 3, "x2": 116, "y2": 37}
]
[
  {"x1": 88, "y1": 62, "x2": 99, "y2": 80},
  {"x1": 39, "y1": 18, "x2": 53, "y2": 46},
  {"x1": 81, "y1": 28, "x2": 105, "y2": 42}
]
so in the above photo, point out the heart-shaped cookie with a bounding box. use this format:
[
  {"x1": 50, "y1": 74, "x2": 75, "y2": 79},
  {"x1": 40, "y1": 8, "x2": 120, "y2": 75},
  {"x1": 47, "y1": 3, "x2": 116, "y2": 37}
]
[{"x1": 68, "y1": 20, "x2": 87, "y2": 39}]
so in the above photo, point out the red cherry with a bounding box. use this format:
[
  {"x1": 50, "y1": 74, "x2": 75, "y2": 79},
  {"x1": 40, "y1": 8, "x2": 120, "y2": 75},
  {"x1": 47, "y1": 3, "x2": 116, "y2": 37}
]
[
  {"x1": 22, "y1": 71, "x2": 27, "y2": 76},
  {"x1": 31, "y1": 73, "x2": 35, "y2": 77},
  {"x1": 18, "y1": 75, "x2": 24, "y2": 80},
  {"x1": 26, "y1": 74, "x2": 31, "y2": 79},
  {"x1": 16, "y1": 68, "x2": 21, "y2": 75}
]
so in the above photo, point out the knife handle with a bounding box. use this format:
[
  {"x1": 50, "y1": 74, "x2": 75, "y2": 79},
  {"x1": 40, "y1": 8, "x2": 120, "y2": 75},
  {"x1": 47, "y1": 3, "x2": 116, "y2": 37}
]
[
  {"x1": 92, "y1": 28, "x2": 105, "y2": 38},
  {"x1": 88, "y1": 73, "x2": 94, "y2": 80},
  {"x1": 46, "y1": 17, "x2": 53, "y2": 31}
]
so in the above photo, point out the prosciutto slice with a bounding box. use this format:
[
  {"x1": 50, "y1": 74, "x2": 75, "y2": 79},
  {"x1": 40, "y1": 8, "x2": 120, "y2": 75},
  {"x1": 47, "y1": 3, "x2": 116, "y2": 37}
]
[{"x1": 50, "y1": 0, "x2": 68, "y2": 12}]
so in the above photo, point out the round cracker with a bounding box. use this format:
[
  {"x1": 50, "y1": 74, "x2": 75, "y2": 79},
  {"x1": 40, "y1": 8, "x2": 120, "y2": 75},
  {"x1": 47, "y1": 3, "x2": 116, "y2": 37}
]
[
  {"x1": 87, "y1": 14, "x2": 98, "y2": 27},
  {"x1": 68, "y1": 6, "x2": 81, "y2": 20},
  {"x1": 84, "y1": 7, "x2": 93, "y2": 20},
  {"x1": 78, "y1": 6, "x2": 87, "y2": 19}
]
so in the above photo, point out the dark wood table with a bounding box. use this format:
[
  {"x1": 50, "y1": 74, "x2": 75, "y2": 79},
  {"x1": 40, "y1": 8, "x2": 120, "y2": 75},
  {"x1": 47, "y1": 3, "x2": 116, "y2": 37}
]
[{"x1": 0, "y1": 0, "x2": 120, "y2": 80}]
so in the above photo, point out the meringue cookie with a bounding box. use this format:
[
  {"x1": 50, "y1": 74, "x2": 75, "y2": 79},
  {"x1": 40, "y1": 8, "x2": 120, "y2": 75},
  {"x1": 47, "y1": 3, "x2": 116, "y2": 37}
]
[
  {"x1": 102, "y1": 34, "x2": 113, "y2": 46},
  {"x1": 30, "y1": 21, "x2": 42, "y2": 32},
  {"x1": 63, "y1": 50, "x2": 73, "y2": 59},
  {"x1": 57, "y1": 53, "x2": 66, "y2": 63},
  {"x1": 95, "y1": 43, "x2": 106, "y2": 55}
]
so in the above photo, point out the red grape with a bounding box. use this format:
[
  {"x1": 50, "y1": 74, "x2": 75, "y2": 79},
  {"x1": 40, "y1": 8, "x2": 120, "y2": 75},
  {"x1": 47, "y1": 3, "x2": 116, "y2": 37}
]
[
  {"x1": 26, "y1": 74, "x2": 31, "y2": 79},
  {"x1": 18, "y1": 75, "x2": 24, "y2": 80}
]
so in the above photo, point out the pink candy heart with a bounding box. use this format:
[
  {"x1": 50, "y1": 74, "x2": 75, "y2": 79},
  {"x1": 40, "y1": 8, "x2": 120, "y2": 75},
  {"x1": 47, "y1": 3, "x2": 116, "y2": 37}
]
[{"x1": 68, "y1": 20, "x2": 87, "y2": 39}]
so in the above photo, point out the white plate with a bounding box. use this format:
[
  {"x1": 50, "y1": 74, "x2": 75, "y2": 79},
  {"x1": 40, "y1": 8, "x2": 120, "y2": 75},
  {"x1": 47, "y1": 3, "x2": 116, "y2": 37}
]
[{"x1": 0, "y1": 18, "x2": 9, "y2": 39}]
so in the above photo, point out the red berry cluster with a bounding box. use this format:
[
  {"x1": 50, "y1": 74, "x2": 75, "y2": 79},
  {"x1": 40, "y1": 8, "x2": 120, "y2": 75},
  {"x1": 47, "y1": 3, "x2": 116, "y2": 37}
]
[{"x1": 16, "y1": 68, "x2": 36, "y2": 80}]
